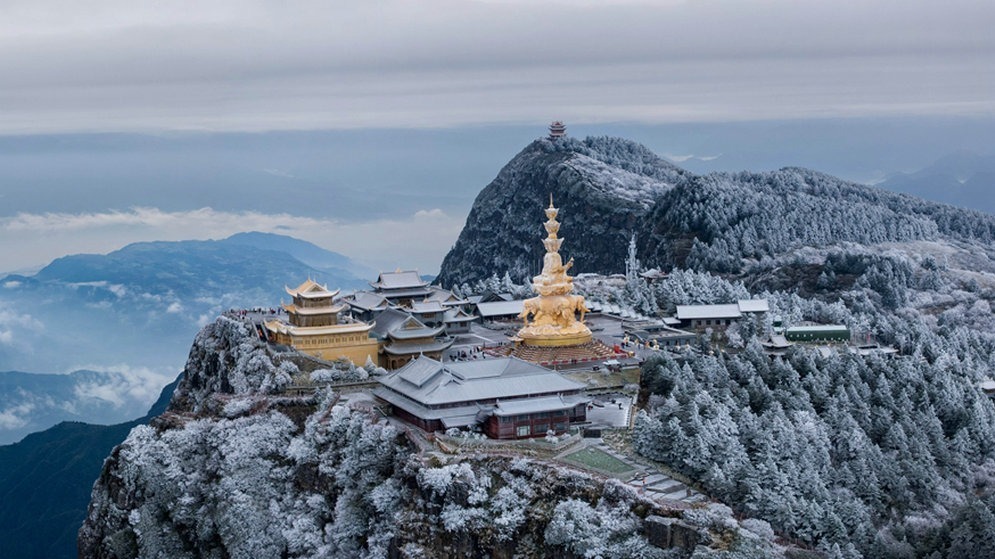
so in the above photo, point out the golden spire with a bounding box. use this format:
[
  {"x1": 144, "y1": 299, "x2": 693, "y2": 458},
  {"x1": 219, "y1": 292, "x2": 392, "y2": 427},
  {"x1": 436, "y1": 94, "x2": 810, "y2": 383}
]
[{"x1": 516, "y1": 198, "x2": 592, "y2": 346}]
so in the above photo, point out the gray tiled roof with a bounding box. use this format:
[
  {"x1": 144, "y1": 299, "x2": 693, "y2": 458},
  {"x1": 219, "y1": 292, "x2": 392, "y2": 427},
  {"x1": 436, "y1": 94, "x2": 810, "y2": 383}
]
[
  {"x1": 371, "y1": 270, "x2": 429, "y2": 290},
  {"x1": 373, "y1": 386, "x2": 486, "y2": 420},
  {"x1": 383, "y1": 339, "x2": 454, "y2": 355},
  {"x1": 444, "y1": 308, "x2": 477, "y2": 323},
  {"x1": 675, "y1": 303, "x2": 742, "y2": 320},
  {"x1": 370, "y1": 308, "x2": 425, "y2": 338},
  {"x1": 378, "y1": 356, "x2": 584, "y2": 407},
  {"x1": 675, "y1": 299, "x2": 770, "y2": 320},
  {"x1": 737, "y1": 299, "x2": 770, "y2": 313},
  {"x1": 493, "y1": 395, "x2": 578, "y2": 416},
  {"x1": 410, "y1": 301, "x2": 446, "y2": 313},
  {"x1": 476, "y1": 300, "x2": 525, "y2": 318},
  {"x1": 388, "y1": 325, "x2": 446, "y2": 340},
  {"x1": 345, "y1": 291, "x2": 389, "y2": 311}
]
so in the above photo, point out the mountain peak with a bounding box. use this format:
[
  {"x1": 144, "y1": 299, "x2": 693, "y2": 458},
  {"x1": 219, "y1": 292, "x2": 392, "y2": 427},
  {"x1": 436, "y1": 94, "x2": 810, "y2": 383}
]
[{"x1": 435, "y1": 136, "x2": 684, "y2": 287}]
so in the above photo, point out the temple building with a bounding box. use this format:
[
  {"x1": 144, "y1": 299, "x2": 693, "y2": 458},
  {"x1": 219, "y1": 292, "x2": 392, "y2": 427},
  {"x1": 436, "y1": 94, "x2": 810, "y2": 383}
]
[
  {"x1": 370, "y1": 270, "x2": 433, "y2": 306},
  {"x1": 374, "y1": 356, "x2": 588, "y2": 438},
  {"x1": 264, "y1": 279, "x2": 379, "y2": 366},
  {"x1": 549, "y1": 121, "x2": 566, "y2": 139},
  {"x1": 409, "y1": 300, "x2": 446, "y2": 326},
  {"x1": 443, "y1": 307, "x2": 477, "y2": 334},
  {"x1": 371, "y1": 308, "x2": 454, "y2": 369},
  {"x1": 674, "y1": 299, "x2": 769, "y2": 331},
  {"x1": 494, "y1": 197, "x2": 621, "y2": 365},
  {"x1": 341, "y1": 291, "x2": 390, "y2": 322}
]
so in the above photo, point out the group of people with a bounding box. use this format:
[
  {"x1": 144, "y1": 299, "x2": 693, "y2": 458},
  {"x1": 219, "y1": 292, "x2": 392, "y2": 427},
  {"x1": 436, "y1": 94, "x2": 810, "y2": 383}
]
[
  {"x1": 450, "y1": 346, "x2": 486, "y2": 361},
  {"x1": 225, "y1": 307, "x2": 281, "y2": 319}
]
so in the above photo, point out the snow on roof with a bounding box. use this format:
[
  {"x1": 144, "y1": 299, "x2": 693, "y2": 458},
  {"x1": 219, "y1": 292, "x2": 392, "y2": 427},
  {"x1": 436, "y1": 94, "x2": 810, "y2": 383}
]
[
  {"x1": 345, "y1": 291, "x2": 389, "y2": 311},
  {"x1": 379, "y1": 356, "x2": 584, "y2": 407},
  {"x1": 786, "y1": 325, "x2": 849, "y2": 333},
  {"x1": 492, "y1": 395, "x2": 577, "y2": 417},
  {"x1": 371, "y1": 308, "x2": 425, "y2": 338},
  {"x1": 397, "y1": 358, "x2": 442, "y2": 387},
  {"x1": 372, "y1": 387, "x2": 485, "y2": 421},
  {"x1": 767, "y1": 335, "x2": 791, "y2": 348},
  {"x1": 980, "y1": 380, "x2": 995, "y2": 391},
  {"x1": 285, "y1": 279, "x2": 339, "y2": 299},
  {"x1": 441, "y1": 413, "x2": 482, "y2": 428},
  {"x1": 444, "y1": 308, "x2": 477, "y2": 323},
  {"x1": 388, "y1": 324, "x2": 446, "y2": 340},
  {"x1": 737, "y1": 299, "x2": 770, "y2": 313},
  {"x1": 410, "y1": 301, "x2": 446, "y2": 313},
  {"x1": 424, "y1": 287, "x2": 467, "y2": 305},
  {"x1": 674, "y1": 300, "x2": 768, "y2": 320},
  {"x1": 383, "y1": 338, "x2": 454, "y2": 355},
  {"x1": 675, "y1": 303, "x2": 742, "y2": 320},
  {"x1": 476, "y1": 300, "x2": 525, "y2": 318},
  {"x1": 371, "y1": 270, "x2": 429, "y2": 290}
]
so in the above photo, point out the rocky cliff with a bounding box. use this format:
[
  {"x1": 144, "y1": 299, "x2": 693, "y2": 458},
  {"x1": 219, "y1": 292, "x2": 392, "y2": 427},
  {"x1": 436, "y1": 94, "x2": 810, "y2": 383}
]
[
  {"x1": 435, "y1": 136, "x2": 687, "y2": 287},
  {"x1": 79, "y1": 317, "x2": 789, "y2": 558}
]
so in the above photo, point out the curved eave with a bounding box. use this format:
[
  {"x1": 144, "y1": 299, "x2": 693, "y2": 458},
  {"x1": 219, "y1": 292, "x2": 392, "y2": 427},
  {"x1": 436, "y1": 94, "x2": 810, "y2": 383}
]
[
  {"x1": 382, "y1": 339, "x2": 455, "y2": 355},
  {"x1": 283, "y1": 303, "x2": 348, "y2": 315},
  {"x1": 285, "y1": 284, "x2": 340, "y2": 299},
  {"x1": 388, "y1": 326, "x2": 446, "y2": 340}
]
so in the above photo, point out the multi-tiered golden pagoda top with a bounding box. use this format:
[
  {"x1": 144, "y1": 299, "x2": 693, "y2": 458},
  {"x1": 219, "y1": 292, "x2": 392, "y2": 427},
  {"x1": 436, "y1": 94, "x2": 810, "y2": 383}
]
[{"x1": 516, "y1": 196, "x2": 592, "y2": 347}]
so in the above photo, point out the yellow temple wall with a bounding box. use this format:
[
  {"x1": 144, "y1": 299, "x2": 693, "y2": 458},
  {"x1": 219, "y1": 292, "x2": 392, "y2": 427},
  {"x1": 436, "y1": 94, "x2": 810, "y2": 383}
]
[{"x1": 274, "y1": 332, "x2": 379, "y2": 367}]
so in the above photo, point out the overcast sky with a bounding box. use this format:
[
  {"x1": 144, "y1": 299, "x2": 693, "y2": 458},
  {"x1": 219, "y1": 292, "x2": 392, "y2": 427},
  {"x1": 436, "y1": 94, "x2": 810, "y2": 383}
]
[
  {"x1": 1, "y1": 0, "x2": 993, "y2": 275},
  {"x1": 1, "y1": 0, "x2": 992, "y2": 133}
]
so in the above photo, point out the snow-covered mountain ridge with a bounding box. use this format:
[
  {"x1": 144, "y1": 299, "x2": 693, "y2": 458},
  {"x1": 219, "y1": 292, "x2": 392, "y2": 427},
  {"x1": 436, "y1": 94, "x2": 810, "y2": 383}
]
[
  {"x1": 437, "y1": 136, "x2": 995, "y2": 294},
  {"x1": 436, "y1": 136, "x2": 687, "y2": 286}
]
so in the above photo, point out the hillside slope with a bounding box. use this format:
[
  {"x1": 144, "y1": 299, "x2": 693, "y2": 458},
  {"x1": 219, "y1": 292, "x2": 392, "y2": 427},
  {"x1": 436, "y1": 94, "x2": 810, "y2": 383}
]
[
  {"x1": 436, "y1": 136, "x2": 687, "y2": 286},
  {"x1": 438, "y1": 136, "x2": 995, "y2": 309},
  {"x1": 79, "y1": 318, "x2": 789, "y2": 558}
]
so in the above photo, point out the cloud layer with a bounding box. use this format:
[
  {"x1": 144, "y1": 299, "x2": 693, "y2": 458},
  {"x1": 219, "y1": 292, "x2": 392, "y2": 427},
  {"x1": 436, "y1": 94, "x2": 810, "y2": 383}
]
[
  {"x1": 0, "y1": 0, "x2": 992, "y2": 133},
  {"x1": 0, "y1": 207, "x2": 463, "y2": 274}
]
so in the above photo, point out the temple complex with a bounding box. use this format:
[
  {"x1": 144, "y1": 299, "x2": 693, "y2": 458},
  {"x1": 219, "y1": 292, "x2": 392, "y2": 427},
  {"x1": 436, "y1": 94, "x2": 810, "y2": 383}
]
[{"x1": 264, "y1": 279, "x2": 378, "y2": 366}]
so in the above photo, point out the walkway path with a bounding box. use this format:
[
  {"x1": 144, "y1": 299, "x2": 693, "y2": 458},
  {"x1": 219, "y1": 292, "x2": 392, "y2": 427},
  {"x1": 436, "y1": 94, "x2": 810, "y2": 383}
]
[{"x1": 552, "y1": 437, "x2": 707, "y2": 506}]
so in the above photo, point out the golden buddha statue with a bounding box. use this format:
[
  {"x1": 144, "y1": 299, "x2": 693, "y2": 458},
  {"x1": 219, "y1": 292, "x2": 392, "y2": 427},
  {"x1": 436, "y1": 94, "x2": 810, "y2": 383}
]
[{"x1": 516, "y1": 197, "x2": 593, "y2": 347}]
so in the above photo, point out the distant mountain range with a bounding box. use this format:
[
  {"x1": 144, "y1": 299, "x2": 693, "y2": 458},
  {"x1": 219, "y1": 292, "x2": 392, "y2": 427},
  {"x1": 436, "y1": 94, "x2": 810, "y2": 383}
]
[
  {"x1": 876, "y1": 151, "x2": 995, "y2": 215},
  {"x1": 0, "y1": 232, "x2": 370, "y2": 444}
]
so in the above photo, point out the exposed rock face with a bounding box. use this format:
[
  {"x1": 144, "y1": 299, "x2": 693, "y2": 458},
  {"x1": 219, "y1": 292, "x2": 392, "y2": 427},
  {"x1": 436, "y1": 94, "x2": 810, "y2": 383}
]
[
  {"x1": 79, "y1": 316, "x2": 791, "y2": 558},
  {"x1": 436, "y1": 136, "x2": 686, "y2": 287}
]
